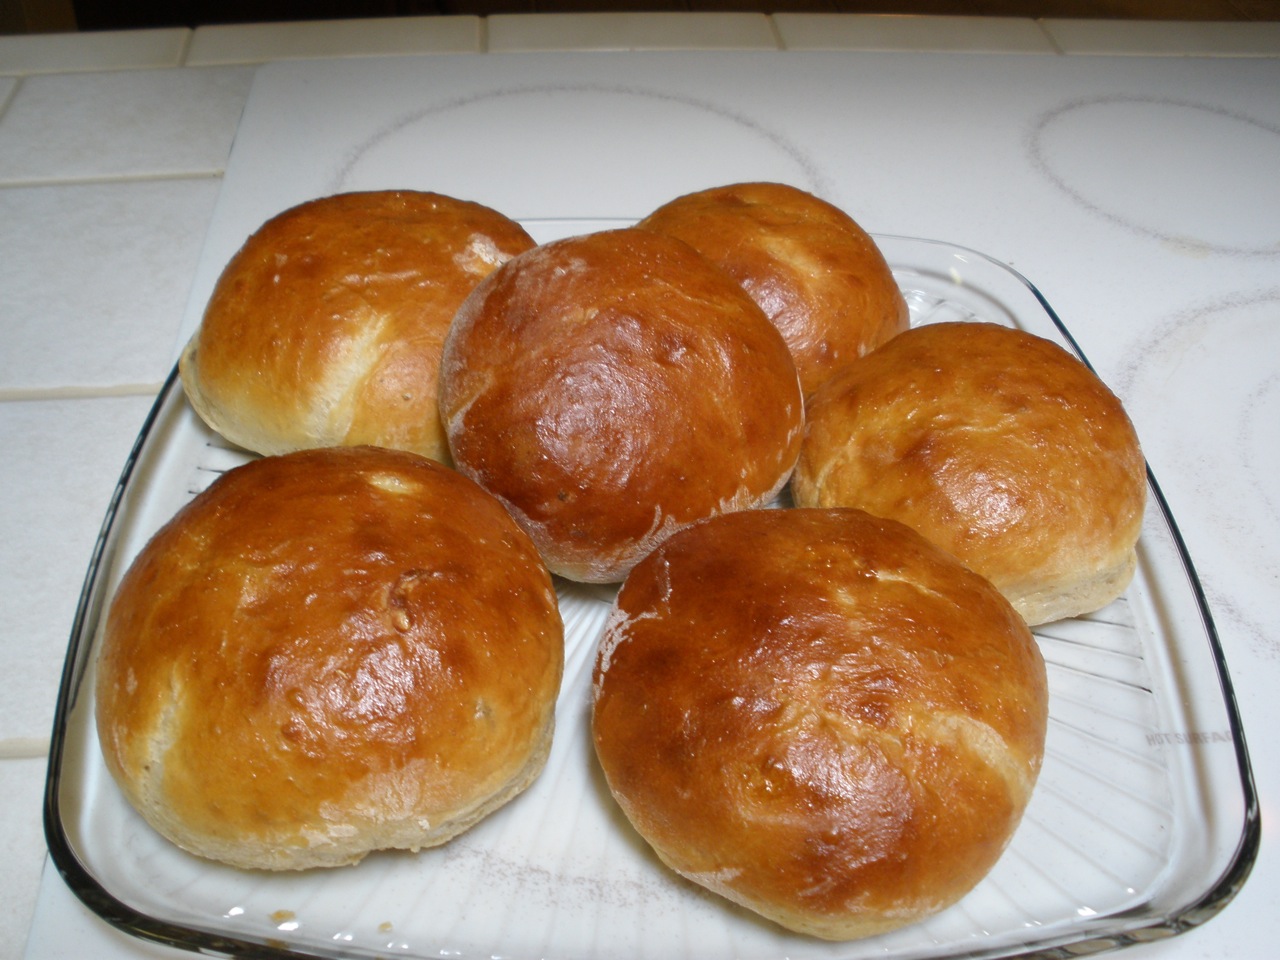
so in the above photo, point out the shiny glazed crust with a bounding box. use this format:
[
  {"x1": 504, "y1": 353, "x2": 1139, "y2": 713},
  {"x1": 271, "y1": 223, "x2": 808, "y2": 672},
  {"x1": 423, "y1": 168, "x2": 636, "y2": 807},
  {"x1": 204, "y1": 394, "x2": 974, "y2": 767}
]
[
  {"x1": 179, "y1": 191, "x2": 536, "y2": 463},
  {"x1": 438, "y1": 228, "x2": 805, "y2": 583},
  {"x1": 637, "y1": 181, "x2": 909, "y2": 396},
  {"x1": 592, "y1": 507, "x2": 1048, "y2": 940},
  {"x1": 792, "y1": 321, "x2": 1146, "y2": 625},
  {"x1": 95, "y1": 446, "x2": 564, "y2": 871}
]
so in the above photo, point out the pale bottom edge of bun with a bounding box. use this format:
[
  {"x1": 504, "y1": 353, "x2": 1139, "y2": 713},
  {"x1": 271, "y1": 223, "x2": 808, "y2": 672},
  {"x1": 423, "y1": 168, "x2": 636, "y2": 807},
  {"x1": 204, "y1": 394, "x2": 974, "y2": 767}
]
[
  {"x1": 131, "y1": 719, "x2": 556, "y2": 872},
  {"x1": 532, "y1": 470, "x2": 799, "y2": 584},
  {"x1": 1008, "y1": 551, "x2": 1138, "y2": 627},
  {"x1": 178, "y1": 336, "x2": 455, "y2": 464},
  {"x1": 663, "y1": 855, "x2": 959, "y2": 943},
  {"x1": 178, "y1": 335, "x2": 269, "y2": 457}
]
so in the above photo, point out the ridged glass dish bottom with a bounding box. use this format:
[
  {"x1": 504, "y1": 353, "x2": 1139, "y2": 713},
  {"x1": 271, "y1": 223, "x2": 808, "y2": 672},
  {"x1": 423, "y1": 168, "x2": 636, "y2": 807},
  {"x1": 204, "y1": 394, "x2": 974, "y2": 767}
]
[{"x1": 44, "y1": 234, "x2": 1258, "y2": 960}]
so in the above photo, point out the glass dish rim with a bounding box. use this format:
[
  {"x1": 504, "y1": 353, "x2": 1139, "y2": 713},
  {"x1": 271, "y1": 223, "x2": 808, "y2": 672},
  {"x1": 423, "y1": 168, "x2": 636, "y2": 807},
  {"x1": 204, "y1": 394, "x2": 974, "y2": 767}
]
[{"x1": 41, "y1": 234, "x2": 1261, "y2": 960}]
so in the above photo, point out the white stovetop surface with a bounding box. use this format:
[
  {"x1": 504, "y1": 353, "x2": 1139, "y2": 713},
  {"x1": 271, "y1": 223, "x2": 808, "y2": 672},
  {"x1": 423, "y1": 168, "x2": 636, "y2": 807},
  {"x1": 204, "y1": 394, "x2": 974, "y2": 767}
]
[{"x1": 3, "y1": 15, "x2": 1278, "y2": 960}]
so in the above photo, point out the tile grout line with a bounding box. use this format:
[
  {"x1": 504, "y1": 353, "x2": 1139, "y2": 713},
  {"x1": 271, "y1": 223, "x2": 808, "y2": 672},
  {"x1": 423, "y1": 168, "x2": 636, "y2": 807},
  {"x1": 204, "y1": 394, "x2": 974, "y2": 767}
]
[
  {"x1": 0, "y1": 74, "x2": 21, "y2": 120},
  {"x1": 0, "y1": 169, "x2": 225, "y2": 191},
  {"x1": 0, "y1": 384, "x2": 165, "y2": 403},
  {"x1": 0, "y1": 738, "x2": 50, "y2": 760},
  {"x1": 176, "y1": 26, "x2": 196, "y2": 67},
  {"x1": 1033, "y1": 18, "x2": 1068, "y2": 55},
  {"x1": 766, "y1": 14, "x2": 787, "y2": 51}
]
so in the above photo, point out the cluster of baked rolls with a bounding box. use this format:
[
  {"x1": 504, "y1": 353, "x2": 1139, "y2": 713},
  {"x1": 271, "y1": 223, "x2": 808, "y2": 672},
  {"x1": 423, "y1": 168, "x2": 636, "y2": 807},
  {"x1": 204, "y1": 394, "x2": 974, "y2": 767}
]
[{"x1": 97, "y1": 182, "x2": 1144, "y2": 942}]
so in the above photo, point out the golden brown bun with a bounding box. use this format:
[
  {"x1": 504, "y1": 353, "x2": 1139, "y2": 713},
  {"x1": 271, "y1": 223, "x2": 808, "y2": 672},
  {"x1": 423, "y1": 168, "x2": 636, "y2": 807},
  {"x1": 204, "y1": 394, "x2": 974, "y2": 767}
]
[
  {"x1": 793, "y1": 321, "x2": 1146, "y2": 625},
  {"x1": 637, "y1": 182, "x2": 909, "y2": 396},
  {"x1": 95, "y1": 446, "x2": 563, "y2": 871},
  {"x1": 179, "y1": 191, "x2": 536, "y2": 463},
  {"x1": 439, "y1": 228, "x2": 804, "y2": 583},
  {"x1": 592, "y1": 507, "x2": 1048, "y2": 941}
]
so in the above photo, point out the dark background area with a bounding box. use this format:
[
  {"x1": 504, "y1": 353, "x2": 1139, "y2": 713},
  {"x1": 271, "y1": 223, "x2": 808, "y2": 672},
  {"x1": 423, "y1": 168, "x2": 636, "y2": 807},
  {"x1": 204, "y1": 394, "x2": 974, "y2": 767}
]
[
  {"x1": 4, "y1": 0, "x2": 1278, "y2": 37},
  {"x1": 70, "y1": 0, "x2": 1280, "y2": 30}
]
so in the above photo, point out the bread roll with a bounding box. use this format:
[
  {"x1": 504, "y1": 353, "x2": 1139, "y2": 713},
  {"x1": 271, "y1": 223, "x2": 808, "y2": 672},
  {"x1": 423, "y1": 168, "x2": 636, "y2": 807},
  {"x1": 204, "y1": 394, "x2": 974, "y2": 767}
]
[
  {"x1": 180, "y1": 191, "x2": 536, "y2": 463},
  {"x1": 793, "y1": 321, "x2": 1146, "y2": 625},
  {"x1": 637, "y1": 182, "x2": 909, "y2": 396},
  {"x1": 95, "y1": 446, "x2": 563, "y2": 871},
  {"x1": 439, "y1": 228, "x2": 804, "y2": 583},
  {"x1": 592, "y1": 507, "x2": 1048, "y2": 940}
]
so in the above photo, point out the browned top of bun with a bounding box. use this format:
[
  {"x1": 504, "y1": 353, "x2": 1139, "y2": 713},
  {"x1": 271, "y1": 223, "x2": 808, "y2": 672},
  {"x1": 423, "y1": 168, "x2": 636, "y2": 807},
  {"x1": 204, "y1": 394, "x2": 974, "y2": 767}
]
[
  {"x1": 592, "y1": 507, "x2": 1048, "y2": 941},
  {"x1": 793, "y1": 321, "x2": 1146, "y2": 625},
  {"x1": 180, "y1": 191, "x2": 536, "y2": 463},
  {"x1": 637, "y1": 182, "x2": 908, "y2": 396},
  {"x1": 439, "y1": 227, "x2": 804, "y2": 583},
  {"x1": 96, "y1": 446, "x2": 563, "y2": 871}
]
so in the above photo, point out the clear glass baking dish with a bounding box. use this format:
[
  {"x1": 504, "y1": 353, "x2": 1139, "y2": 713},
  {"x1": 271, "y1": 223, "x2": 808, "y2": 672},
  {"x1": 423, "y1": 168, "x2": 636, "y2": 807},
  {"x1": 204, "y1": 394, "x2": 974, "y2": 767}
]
[{"x1": 44, "y1": 233, "x2": 1259, "y2": 960}]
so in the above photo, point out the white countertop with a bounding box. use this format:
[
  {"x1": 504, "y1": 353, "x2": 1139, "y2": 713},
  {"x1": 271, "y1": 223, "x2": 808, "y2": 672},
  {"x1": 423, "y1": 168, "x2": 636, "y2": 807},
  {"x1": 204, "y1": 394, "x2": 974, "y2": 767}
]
[{"x1": 2, "y1": 12, "x2": 1278, "y2": 960}]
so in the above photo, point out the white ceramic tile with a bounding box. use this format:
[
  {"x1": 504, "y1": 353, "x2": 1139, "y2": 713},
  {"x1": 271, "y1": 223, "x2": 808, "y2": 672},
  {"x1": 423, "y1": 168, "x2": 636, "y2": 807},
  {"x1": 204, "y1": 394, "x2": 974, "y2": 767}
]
[
  {"x1": 0, "y1": 394, "x2": 158, "y2": 746},
  {"x1": 773, "y1": 13, "x2": 1058, "y2": 54},
  {"x1": 0, "y1": 28, "x2": 189, "y2": 76},
  {"x1": 0, "y1": 178, "x2": 221, "y2": 392},
  {"x1": 25, "y1": 862, "x2": 194, "y2": 959},
  {"x1": 186, "y1": 15, "x2": 481, "y2": 66},
  {"x1": 1041, "y1": 18, "x2": 1280, "y2": 57},
  {"x1": 0, "y1": 66, "x2": 254, "y2": 184},
  {"x1": 0, "y1": 758, "x2": 48, "y2": 957},
  {"x1": 486, "y1": 11, "x2": 778, "y2": 52}
]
